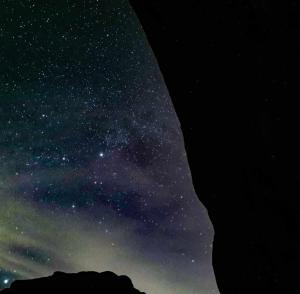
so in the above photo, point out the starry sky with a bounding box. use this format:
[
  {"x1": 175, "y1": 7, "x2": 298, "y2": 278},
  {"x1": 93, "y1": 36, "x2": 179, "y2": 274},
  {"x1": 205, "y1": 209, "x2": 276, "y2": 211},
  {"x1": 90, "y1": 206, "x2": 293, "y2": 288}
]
[{"x1": 0, "y1": 1, "x2": 218, "y2": 293}]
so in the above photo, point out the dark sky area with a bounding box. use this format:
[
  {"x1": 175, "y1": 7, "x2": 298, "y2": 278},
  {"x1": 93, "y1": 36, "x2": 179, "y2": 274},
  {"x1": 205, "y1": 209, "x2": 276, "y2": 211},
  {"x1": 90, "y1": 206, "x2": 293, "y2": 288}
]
[{"x1": 0, "y1": 1, "x2": 218, "y2": 293}]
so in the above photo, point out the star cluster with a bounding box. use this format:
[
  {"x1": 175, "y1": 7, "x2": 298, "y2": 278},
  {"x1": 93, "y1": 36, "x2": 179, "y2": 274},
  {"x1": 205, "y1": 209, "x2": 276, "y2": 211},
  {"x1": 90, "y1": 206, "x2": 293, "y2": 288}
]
[{"x1": 0, "y1": 1, "x2": 217, "y2": 293}]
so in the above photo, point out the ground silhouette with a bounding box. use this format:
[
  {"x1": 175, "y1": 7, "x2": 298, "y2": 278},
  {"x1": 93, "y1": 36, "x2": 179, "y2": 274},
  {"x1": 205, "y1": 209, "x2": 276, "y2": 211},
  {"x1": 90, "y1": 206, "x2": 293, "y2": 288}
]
[{"x1": 1, "y1": 271, "x2": 145, "y2": 294}]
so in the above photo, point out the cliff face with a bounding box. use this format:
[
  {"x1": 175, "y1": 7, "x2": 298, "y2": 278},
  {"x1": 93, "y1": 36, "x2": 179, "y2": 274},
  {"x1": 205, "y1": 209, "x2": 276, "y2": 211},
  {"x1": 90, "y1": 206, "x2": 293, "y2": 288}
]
[
  {"x1": 129, "y1": 1, "x2": 299, "y2": 293},
  {"x1": 0, "y1": 271, "x2": 145, "y2": 294}
]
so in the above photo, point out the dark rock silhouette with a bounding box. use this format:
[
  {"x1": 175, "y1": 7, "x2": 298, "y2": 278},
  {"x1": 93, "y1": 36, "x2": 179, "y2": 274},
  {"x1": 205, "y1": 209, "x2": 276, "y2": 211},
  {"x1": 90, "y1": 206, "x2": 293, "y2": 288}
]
[
  {"x1": 129, "y1": 1, "x2": 299, "y2": 293},
  {"x1": 0, "y1": 271, "x2": 145, "y2": 294}
]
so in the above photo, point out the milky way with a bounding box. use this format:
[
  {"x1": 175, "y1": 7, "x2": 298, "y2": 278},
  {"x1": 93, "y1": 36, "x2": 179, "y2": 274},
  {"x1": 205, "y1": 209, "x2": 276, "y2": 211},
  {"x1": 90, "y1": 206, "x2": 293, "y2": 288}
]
[{"x1": 0, "y1": 1, "x2": 218, "y2": 293}]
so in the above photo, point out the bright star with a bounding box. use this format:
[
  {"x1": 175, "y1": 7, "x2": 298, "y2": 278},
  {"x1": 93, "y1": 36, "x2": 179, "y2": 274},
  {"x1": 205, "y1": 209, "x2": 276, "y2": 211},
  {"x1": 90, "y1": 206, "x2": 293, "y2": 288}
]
[
  {"x1": 3, "y1": 279, "x2": 9, "y2": 285},
  {"x1": 99, "y1": 152, "x2": 104, "y2": 158}
]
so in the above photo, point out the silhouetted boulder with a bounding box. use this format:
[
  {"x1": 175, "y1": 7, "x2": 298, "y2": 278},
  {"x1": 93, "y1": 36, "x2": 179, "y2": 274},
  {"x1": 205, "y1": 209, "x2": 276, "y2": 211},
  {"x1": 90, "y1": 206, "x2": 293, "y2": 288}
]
[{"x1": 0, "y1": 271, "x2": 145, "y2": 294}]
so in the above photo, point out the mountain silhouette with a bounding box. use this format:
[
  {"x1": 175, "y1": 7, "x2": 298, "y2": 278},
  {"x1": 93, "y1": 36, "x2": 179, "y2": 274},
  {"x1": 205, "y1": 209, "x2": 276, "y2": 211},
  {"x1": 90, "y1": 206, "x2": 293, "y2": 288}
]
[{"x1": 0, "y1": 271, "x2": 145, "y2": 294}]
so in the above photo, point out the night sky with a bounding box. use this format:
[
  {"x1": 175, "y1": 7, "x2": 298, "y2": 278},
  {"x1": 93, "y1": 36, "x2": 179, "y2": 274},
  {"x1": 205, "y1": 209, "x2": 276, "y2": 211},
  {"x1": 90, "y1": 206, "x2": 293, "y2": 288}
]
[{"x1": 0, "y1": 1, "x2": 218, "y2": 293}]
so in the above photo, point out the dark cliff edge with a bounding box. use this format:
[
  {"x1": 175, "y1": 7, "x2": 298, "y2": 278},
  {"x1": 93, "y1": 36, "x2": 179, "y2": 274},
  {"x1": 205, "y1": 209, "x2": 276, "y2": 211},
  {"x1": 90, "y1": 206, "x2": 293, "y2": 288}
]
[
  {"x1": 129, "y1": 1, "x2": 299, "y2": 293},
  {"x1": 0, "y1": 271, "x2": 145, "y2": 294}
]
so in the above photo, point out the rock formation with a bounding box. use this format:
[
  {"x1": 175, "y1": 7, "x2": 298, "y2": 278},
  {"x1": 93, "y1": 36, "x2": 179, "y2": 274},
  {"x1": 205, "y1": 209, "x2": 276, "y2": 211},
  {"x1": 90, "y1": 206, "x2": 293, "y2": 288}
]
[{"x1": 129, "y1": 1, "x2": 299, "y2": 293}]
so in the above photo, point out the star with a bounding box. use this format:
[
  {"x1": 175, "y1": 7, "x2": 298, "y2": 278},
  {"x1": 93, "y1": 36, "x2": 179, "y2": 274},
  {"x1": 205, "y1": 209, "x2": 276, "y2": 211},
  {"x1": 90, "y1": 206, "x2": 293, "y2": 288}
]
[{"x1": 3, "y1": 279, "x2": 9, "y2": 285}]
